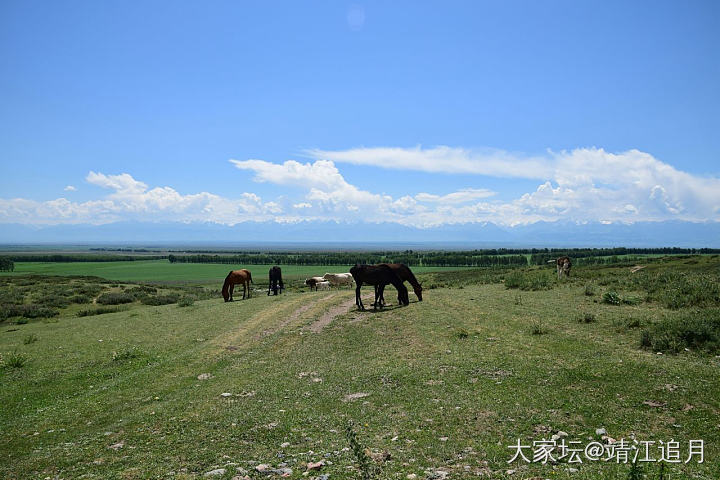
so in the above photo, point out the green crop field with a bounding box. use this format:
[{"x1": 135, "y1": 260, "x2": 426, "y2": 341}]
[
  {"x1": 1, "y1": 256, "x2": 719, "y2": 479},
  {"x1": 0, "y1": 260, "x2": 472, "y2": 286}
]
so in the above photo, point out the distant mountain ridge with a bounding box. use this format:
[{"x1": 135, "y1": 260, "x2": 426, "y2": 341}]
[{"x1": 0, "y1": 220, "x2": 718, "y2": 248}]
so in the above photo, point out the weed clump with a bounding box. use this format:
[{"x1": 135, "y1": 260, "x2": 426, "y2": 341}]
[
  {"x1": 603, "y1": 291, "x2": 622, "y2": 305},
  {"x1": 640, "y1": 309, "x2": 720, "y2": 354},
  {"x1": 2, "y1": 350, "x2": 28, "y2": 368},
  {"x1": 178, "y1": 296, "x2": 195, "y2": 307},
  {"x1": 577, "y1": 313, "x2": 596, "y2": 323}
]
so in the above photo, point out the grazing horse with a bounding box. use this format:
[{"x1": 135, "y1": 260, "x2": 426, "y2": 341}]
[
  {"x1": 349, "y1": 264, "x2": 409, "y2": 311},
  {"x1": 222, "y1": 269, "x2": 253, "y2": 301},
  {"x1": 267, "y1": 266, "x2": 284, "y2": 296},
  {"x1": 376, "y1": 263, "x2": 422, "y2": 305},
  {"x1": 549, "y1": 256, "x2": 572, "y2": 278}
]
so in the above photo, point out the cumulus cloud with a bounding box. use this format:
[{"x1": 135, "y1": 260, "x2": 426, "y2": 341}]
[
  {"x1": 307, "y1": 146, "x2": 720, "y2": 225},
  {"x1": 0, "y1": 172, "x2": 280, "y2": 225},
  {"x1": 2, "y1": 146, "x2": 719, "y2": 228},
  {"x1": 63, "y1": 185, "x2": 77, "y2": 192}
]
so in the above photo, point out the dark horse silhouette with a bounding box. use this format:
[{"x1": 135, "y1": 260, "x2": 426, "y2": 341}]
[
  {"x1": 375, "y1": 263, "x2": 422, "y2": 306},
  {"x1": 267, "y1": 266, "x2": 284, "y2": 296},
  {"x1": 221, "y1": 269, "x2": 253, "y2": 301},
  {"x1": 349, "y1": 263, "x2": 409, "y2": 311}
]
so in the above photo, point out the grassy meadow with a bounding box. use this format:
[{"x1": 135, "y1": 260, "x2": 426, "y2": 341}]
[
  {"x1": 0, "y1": 260, "x2": 471, "y2": 286},
  {"x1": 1, "y1": 256, "x2": 719, "y2": 479}
]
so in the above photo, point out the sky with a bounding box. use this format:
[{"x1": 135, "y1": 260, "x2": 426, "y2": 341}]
[{"x1": 1, "y1": 0, "x2": 719, "y2": 229}]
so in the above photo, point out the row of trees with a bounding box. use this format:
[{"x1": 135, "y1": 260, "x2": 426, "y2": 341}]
[
  {"x1": 0, "y1": 257, "x2": 14, "y2": 271},
  {"x1": 167, "y1": 253, "x2": 527, "y2": 267}
]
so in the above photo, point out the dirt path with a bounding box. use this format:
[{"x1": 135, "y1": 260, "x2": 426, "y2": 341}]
[
  {"x1": 308, "y1": 293, "x2": 374, "y2": 333},
  {"x1": 260, "y1": 293, "x2": 334, "y2": 337}
]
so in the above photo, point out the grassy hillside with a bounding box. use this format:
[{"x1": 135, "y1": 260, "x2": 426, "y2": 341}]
[{"x1": 1, "y1": 257, "x2": 719, "y2": 479}]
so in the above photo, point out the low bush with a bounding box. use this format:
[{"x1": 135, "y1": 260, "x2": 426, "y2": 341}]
[
  {"x1": 505, "y1": 271, "x2": 552, "y2": 291},
  {"x1": 70, "y1": 294, "x2": 93, "y2": 304},
  {"x1": 178, "y1": 296, "x2": 195, "y2": 307},
  {"x1": 577, "y1": 313, "x2": 596, "y2": 323},
  {"x1": 77, "y1": 306, "x2": 123, "y2": 317},
  {"x1": 0, "y1": 304, "x2": 59, "y2": 320},
  {"x1": 640, "y1": 309, "x2": 720, "y2": 354},
  {"x1": 140, "y1": 294, "x2": 179, "y2": 306},
  {"x1": 96, "y1": 292, "x2": 135, "y2": 305}
]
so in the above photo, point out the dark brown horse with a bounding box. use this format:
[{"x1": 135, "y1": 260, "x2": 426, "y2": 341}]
[
  {"x1": 222, "y1": 269, "x2": 253, "y2": 301},
  {"x1": 349, "y1": 264, "x2": 409, "y2": 311},
  {"x1": 267, "y1": 266, "x2": 284, "y2": 296},
  {"x1": 376, "y1": 263, "x2": 422, "y2": 305}
]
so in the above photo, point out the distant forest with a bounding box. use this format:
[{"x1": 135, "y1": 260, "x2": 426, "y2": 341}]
[{"x1": 3, "y1": 247, "x2": 718, "y2": 268}]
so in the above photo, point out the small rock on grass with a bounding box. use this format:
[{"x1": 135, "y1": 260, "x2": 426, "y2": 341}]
[
  {"x1": 343, "y1": 392, "x2": 370, "y2": 401},
  {"x1": 197, "y1": 373, "x2": 213, "y2": 380},
  {"x1": 204, "y1": 468, "x2": 226, "y2": 477},
  {"x1": 306, "y1": 460, "x2": 325, "y2": 471}
]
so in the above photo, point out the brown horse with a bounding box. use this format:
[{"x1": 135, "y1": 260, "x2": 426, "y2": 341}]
[
  {"x1": 222, "y1": 269, "x2": 253, "y2": 301},
  {"x1": 349, "y1": 264, "x2": 409, "y2": 311},
  {"x1": 548, "y1": 256, "x2": 572, "y2": 278},
  {"x1": 376, "y1": 263, "x2": 422, "y2": 305}
]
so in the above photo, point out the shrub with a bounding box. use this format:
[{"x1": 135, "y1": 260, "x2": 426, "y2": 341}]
[
  {"x1": 77, "y1": 306, "x2": 123, "y2": 317},
  {"x1": 140, "y1": 294, "x2": 179, "y2": 306},
  {"x1": 178, "y1": 296, "x2": 195, "y2": 307},
  {"x1": 34, "y1": 295, "x2": 71, "y2": 309},
  {"x1": 126, "y1": 285, "x2": 157, "y2": 296},
  {"x1": 640, "y1": 309, "x2": 720, "y2": 354},
  {"x1": 505, "y1": 271, "x2": 552, "y2": 291},
  {"x1": 69, "y1": 294, "x2": 93, "y2": 304},
  {"x1": 96, "y1": 292, "x2": 135, "y2": 305},
  {"x1": 0, "y1": 304, "x2": 59, "y2": 320},
  {"x1": 603, "y1": 291, "x2": 622, "y2": 305},
  {"x1": 577, "y1": 313, "x2": 596, "y2": 323}
]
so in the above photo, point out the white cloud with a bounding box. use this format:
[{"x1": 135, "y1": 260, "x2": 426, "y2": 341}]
[
  {"x1": 306, "y1": 145, "x2": 551, "y2": 178},
  {"x1": 64, "y1": 185, "x2": 77, "y2": 192},
  {"x1": 2, "y1": 146, "x2": 719, "y2": 228},
  {"x1": 415, "y1": 188, "x2": 496, "y2": 204},
  {"x1": 0, "y1": 172, "x2": 280, "y2": 226},
  {"x1": 307, "y1": 146, "x2": 720, "y2": 224}
]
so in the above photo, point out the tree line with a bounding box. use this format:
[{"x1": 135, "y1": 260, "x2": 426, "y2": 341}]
[{"x1": 0, "y1": 257, "x2": 14, "y2": 271}]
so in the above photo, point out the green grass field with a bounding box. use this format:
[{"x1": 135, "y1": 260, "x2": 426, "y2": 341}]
[
  {"x1": 0, "y1": 260, "x2": 471, "y2": 286},
  {"x1": 1, "y1": 257, "x2": 719, "y2": 479}
]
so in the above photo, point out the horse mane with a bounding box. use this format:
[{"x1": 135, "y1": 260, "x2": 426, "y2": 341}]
[
  {"x1": 221, "y1": 271, "x2": 233, "y2": 300},
  {"x1": 399, "y1": 264, "x2": 421, "y2": 290}
]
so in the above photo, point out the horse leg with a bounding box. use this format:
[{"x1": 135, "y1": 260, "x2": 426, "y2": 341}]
[
  {"x1": 356, "y1": 282, "x2": 364, "y2": 311},
  {"x1": 229, "y1": 283, "x2": 235, "y2": 302}
]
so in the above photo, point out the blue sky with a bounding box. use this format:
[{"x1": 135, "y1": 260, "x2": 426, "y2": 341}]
[{"x1": 1, "y1": 1, "x2": 719, "y2": 228}]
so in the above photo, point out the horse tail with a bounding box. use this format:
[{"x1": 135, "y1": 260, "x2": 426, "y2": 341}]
[{"x1": 247, "y1": 270, "x2": 253, "y2": 284}]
